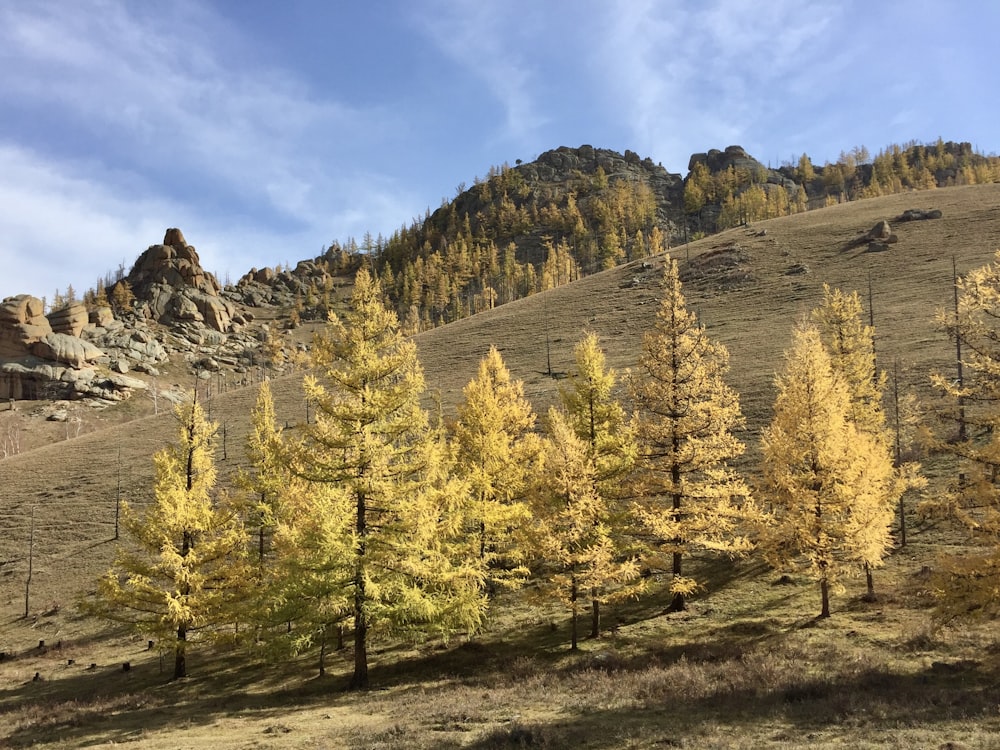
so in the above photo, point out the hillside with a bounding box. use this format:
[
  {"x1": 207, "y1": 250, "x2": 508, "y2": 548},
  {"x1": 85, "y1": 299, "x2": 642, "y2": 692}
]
[{"x1": 2, "y1": 184, "x2": 1000, "y2": 747}]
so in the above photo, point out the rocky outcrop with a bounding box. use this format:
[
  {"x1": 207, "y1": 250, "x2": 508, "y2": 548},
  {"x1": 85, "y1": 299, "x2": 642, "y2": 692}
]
[
  {"x1": 47, "y1": 303, "x2": 89, "y2": 337},
  {"x1": 126, "y1": 228, "x2": 239, "y2": 333},
  {"x1": 31, "y1": 333, "x2": 104, "y2": 368},
  {"x1": 0, "y1": 359, "x2": 146, "y2": 401},
  {"x1": 895, "y1": 208, "x2": 943, "y2": 222},
  {"x1": 0, "y1": 295, "x2": 53, "y2": 358}
]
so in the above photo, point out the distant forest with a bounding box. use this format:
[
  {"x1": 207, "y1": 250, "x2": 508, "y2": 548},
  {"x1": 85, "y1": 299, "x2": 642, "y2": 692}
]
[{"x1": 315, "y1": 139, "x2": 998, "y2": 333}]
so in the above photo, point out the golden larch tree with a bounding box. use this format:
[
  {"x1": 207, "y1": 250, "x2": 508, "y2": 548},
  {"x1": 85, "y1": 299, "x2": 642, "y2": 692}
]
[
  {"x1": 452, "y1": 345, "x2": 542, "y2": 593},
  {"x1": 761, "y1": 323, "x2": 895, "y2": 618},
  {"x1": 811, "y1": 285, "x2": 910, "y2": 596},
  {"x1": 92, "y1": 400, "x2": 246, "y2": 679},
  {"x1": 628, "y1": 256, "x2": 754, "y2": 612},
  {"x1": 288, "y1": 269, "x2": 482, "y2": 689},
  {"x1": 559, "y1": 332, "x2": 638, "y2": 635},
  {"x1": 925, "y1": 250, "x2": 1000, "y2": 621},
  {"x1": 534, "y1": 409, "x2": 641, "y2": 650}
]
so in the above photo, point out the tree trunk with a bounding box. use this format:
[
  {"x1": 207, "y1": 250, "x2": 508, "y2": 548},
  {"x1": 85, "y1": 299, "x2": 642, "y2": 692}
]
[
  {"x1": 351, "y1": 487, "x2": 369, "y2": 690},
  {"x1": 820, "y1": 578, "x2": 830, "y2": 619},
  {"x1": 590, "y1": 589, "x2": 600, "y2": 639},
  {"x1": 570, "y1": 578, "x2": 578, "y2": 651},
  {"x1": 668, "y1": 547, "x2": 685, "y2": 612},
  {"x1": 865, "y1": 563, "x2": 875, "y2": 599},
  {"x1": 898, "y1": 496, "x2": 907, "y2": 547},
  {"x1": 318, "y1": 625, "x2": 327, "y2": 677},
  {"x1": 351, "y1": 608, "x2": 368, "y2": 689},
  {"x1": 174, "y1": 623, "x2": 187, "y2": 679}
]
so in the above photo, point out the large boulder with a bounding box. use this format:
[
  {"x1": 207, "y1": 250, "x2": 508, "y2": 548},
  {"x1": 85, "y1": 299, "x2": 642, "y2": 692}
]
[
  {"x1": 189, "y1": 291, "x2": 235, "y2": 332},
  {"x1": 89, "y1": 306, "x2": 114, "y2": 327},
  {"x1": 866, "y1": 220, "x2": 892, "y2": 241},
  {"x1": 0, "y1": 295, "x2": 53, "y2": 357},
  {"x1": 31, "y1": 333, "x2": 104, "y2": 368},
  {"x1": 47, "y1": 302, "x2": 89, "y2": 337},
  {"x1": 0, "y1": 295, "x2": 47, "y2": 326}
]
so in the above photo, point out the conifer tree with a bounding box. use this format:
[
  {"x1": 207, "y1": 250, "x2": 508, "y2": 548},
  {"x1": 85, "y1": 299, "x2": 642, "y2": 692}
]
[
  {"x1": 811, "y1": 285, "x2": 908, "y2": 595},
  {"x1": 925, "y1": 251, "x2": 1000, "y2": 620},
  {"x1": 559, "y1": 332, "x2": 637, "y2": 635},
  {"x1": 811, "y1": 285, "x2": 884, "y2": 433},
  {"x1": 761, "y1": 324, "x2": 894, "y2": 618},
  {"x1": 628, "y1": 256, "x2": 754, "y2": 612},
  {"x1": 452, "y1": 345, "x2": 541, "y2": 592},
  {"x1": 91, "y1": 400, "x2": 246, "y2": 679},
  {"x1": 534, "y1": 409, "x2": 640, "y2": 650},
  {"x1": 287, "y1": 269, "x2": 481, "y2": 688},
  {"x1": 239, "y1": 382, "x2": 286, "y2": 566},
  {"x1": 232, "y1": 381, "x2": 310, "y2": 651}
]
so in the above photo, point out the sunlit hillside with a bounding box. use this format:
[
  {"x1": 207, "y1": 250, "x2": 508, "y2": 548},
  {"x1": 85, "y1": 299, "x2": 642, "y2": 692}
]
[{"x1": 2, "y1": 183, "x2": 1000, "y2": 748}]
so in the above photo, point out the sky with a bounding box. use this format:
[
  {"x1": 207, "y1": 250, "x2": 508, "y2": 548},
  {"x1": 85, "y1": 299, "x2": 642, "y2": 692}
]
[{"x1": 1, "y1": 0, "x2": 997, "y2": 302}]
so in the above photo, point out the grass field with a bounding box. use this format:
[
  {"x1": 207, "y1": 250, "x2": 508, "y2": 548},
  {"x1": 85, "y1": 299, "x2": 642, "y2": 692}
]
[{"x1": 2, "y1": 184, "x2": 1000, "y2": 747}]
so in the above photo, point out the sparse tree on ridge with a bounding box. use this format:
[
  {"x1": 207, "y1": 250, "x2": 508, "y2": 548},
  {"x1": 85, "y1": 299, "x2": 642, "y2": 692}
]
[
  {"x1": 761, "y1": 323, "x2": 894, "y2": 618},
  {"x1": 628, "y1": 256, "x2": 755, "y2": 613},
  {"x1": 90, "y1": 400, "x2": 247, "y2": 679}
]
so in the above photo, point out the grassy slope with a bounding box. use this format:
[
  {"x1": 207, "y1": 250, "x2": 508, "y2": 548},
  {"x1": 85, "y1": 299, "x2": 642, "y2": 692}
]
[{"x1": 2, "y1": 184, "x2": 1000, "y2": 748}]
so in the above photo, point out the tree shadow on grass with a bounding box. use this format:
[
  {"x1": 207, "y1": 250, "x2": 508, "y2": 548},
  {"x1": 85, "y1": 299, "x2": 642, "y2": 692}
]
[{"x1": 463, "y1": 658, "x2": 1000, "y2": 749}]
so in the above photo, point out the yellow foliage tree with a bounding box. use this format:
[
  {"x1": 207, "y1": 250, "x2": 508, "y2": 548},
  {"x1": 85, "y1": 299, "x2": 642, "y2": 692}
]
[
  {"x1": 288, "y1": 269, "x2": 483, "y2": 688},
  {"x1": 811, "y1": 285, "x2": 884, "y2": 433},
  {"x1": 761, "y1": 323, "x2": 895, "y2": 618},
  {"x1": 925, "y1": 250, "x2": 1000, "y2": 621},
  {"x1": 91, "y1": 400, "x2": 246, "y2": 679},
  {"x1": 558, "y1": 332, "x2": 638, "y2": 635},
  {"x1": 811, "y1": 285, "x2": 912, "y2": 595},
  {"x1": 452, "y1": 345, "x2": 541, "y2": 592},
  {"x1": 628, "y1": 256, "x2": 755, "y2": 612},
  {"x1": 534, "y1": 408, "x2": 641, "y2": 649}
]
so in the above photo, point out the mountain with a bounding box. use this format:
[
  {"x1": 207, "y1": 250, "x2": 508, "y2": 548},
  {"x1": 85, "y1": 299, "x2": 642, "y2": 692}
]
[{"x1": 2, "y1": 182, "x2": 1000, "y2": 747}]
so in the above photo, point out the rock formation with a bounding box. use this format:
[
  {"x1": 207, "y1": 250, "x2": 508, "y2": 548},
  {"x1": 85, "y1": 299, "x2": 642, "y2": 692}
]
[
  {"x1": 864, "y1": 220, "x2": 899, "y2": 252},
  {"x1": 0, "y1": 294, "x2": 148, "y2": 402},
  {"x1": 125, "y1": 228, "x2": 242, "y2": 333},
  {"x1": 0, "y1": 295, "x2": 51, "y2": 358}
]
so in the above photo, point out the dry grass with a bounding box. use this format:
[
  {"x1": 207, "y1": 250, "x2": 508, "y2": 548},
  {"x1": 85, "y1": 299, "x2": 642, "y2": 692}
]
[{"x1": 3, "y1": 184, "x2": 1000, "y2": 747}]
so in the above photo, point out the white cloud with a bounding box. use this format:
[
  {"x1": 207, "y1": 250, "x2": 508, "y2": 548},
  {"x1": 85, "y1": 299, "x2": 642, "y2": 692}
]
[
  {"x1": 0, "y1": 1, "x2": 423, "y2": 297},
  {"x1": 413, "y1": 1, "x2": 547, "y2": 145},
  {"x1": 0, "y1": 144, "x2": 177, "y2": 299},
  {"x1": 589, "y1": 0, "x2": 844, "y2": 168},
  {"x1": 0, "y1": 143, "x2": 422, "y2": 300}
]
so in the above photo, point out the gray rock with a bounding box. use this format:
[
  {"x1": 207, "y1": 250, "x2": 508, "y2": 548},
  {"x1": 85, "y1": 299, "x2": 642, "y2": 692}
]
[
  {"x1": 30, "y1": 333, "x2": 104, "y2": 369},
  {"x1": 866, "y1": 220, "x2": 892, "y2": 241}
]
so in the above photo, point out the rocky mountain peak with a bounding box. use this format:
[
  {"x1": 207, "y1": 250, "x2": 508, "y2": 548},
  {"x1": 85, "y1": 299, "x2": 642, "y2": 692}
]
[
  {"x1": 127, "y1": 228, "x2": 222, "y2": 299},
  {"x1": 124, "y1": 228, "x2": 238, "y2": 333}
]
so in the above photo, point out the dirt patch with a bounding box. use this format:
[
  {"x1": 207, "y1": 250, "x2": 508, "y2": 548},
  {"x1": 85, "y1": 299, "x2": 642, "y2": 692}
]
[{"x1": 679, "y1": 244, "x2": 755, "y2": 290}]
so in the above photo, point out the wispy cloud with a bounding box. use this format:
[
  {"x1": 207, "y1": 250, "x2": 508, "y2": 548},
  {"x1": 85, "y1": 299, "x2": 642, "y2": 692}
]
[
  {"x1": 413, "y1": 1, "x2": 548, "y2": 145},
  {"x1": 0, "y1": 144, "x2": 178, "y2": 298},
  {"x1": 590, "y1": 0, "x2": 843, "y2": 168},
  {"x1": 0, "y1": 0, "x2": 418, "y2": 298}
]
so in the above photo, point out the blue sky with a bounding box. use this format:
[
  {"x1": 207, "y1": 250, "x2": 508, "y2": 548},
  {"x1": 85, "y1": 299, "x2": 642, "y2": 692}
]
[{"x1": 1, "y1": 0, "x2": 996, "y2": 302}]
